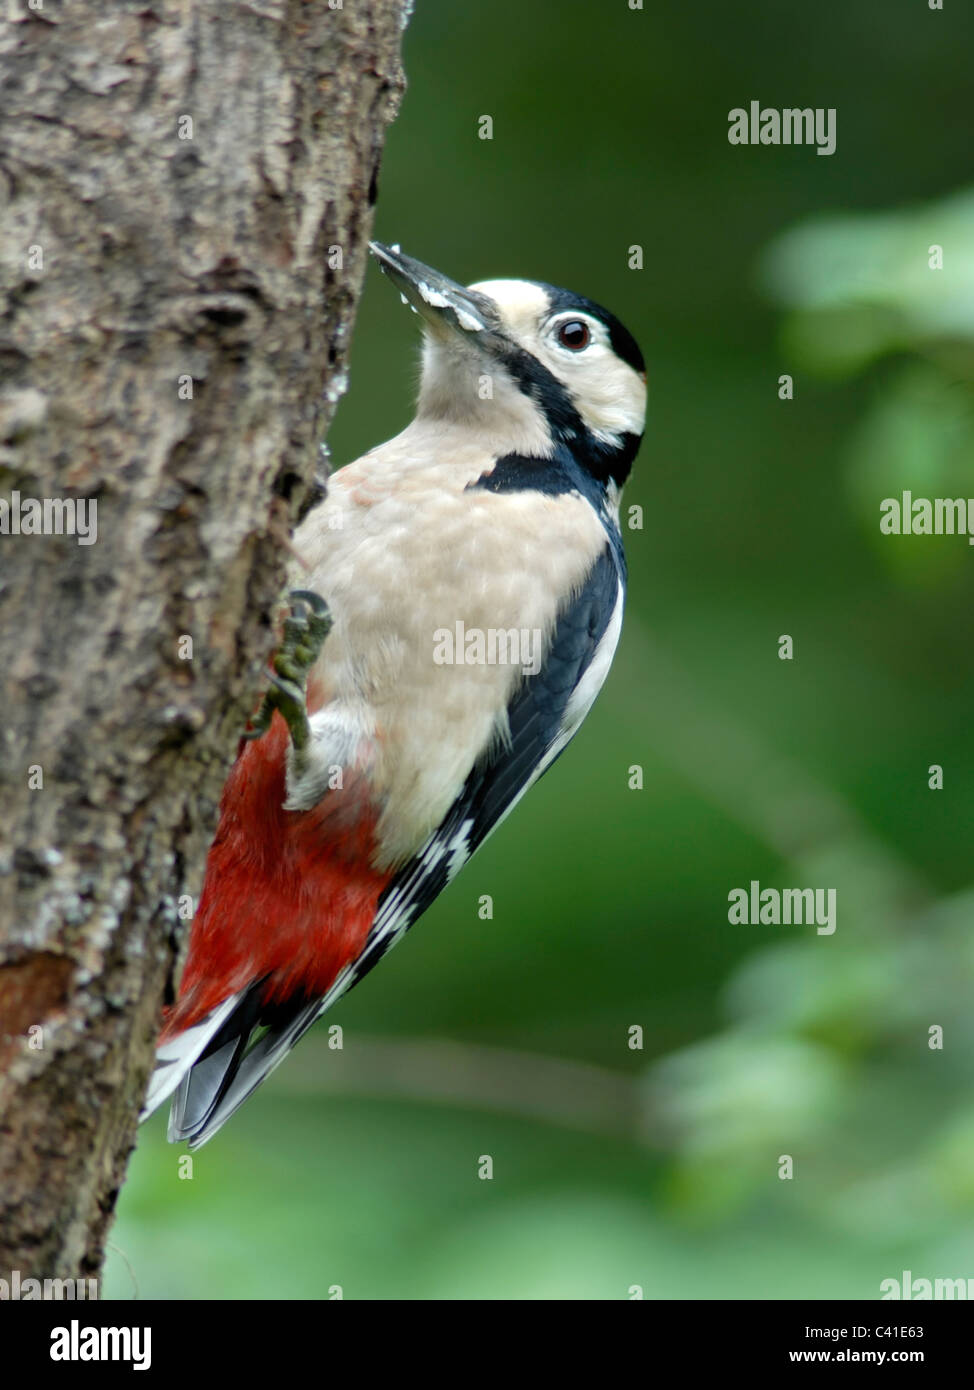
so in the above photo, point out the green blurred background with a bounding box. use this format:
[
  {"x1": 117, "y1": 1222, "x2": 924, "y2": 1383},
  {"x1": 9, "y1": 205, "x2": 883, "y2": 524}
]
[{"x1": 109, "y1": 0, "x2": 974, "y2": 1299}]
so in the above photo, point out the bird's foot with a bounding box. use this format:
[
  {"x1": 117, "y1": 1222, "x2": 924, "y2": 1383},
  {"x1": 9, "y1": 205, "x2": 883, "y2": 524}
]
[{"x1": 244, "y1": 589, "x2": 331, "y2": 754}]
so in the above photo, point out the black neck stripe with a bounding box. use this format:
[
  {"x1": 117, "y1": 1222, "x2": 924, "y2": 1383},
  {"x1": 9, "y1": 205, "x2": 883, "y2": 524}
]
[{"x1": 486, "y1": 337, "x2": 640, "y2": 488}]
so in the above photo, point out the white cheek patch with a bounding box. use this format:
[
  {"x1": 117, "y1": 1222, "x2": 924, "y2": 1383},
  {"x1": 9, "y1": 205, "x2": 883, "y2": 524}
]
[
  {"x1": 465, "y1": 287, "x2": 646, "y2": 440},
  {"x1": 555, "y1": 351, "x2": 646, "y2": 438}
]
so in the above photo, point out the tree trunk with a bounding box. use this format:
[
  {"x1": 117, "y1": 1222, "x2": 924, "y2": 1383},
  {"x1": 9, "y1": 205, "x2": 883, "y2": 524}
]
[{"x1": 0, "y1": 0, "x2": 406, "y2": 1285}]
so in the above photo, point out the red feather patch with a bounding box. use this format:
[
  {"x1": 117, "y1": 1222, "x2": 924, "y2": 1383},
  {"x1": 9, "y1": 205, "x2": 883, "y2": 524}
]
[{"x1": 161, "y1": 712, "x2": 390, "y2": 1040}]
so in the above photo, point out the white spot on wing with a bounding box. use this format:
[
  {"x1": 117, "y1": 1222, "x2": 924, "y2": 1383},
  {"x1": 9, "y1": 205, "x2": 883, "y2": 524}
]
[{"x1": 447, "y1": 818, "x2": 474, "y2": 881}]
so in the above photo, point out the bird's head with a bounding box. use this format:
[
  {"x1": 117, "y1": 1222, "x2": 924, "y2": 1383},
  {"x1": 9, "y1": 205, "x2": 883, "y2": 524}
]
[{"x1": 370, "y1": 242, "x2": 646, "y2": 488}]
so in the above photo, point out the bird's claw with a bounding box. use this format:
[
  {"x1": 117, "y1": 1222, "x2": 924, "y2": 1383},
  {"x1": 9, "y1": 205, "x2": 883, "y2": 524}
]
[{"x1": 244, "y1": 590, "x2": 332, "y2": 752}]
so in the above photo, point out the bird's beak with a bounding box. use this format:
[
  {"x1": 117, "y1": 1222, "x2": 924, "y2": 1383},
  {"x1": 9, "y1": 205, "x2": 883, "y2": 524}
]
[{"x1": 369, "y1": 242, "x2": 494, "y2": 339}]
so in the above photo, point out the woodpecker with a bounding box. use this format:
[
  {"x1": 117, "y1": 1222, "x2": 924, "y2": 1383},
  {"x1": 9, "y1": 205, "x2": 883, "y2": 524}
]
[{"x1": 142, "y1": 243, "x2": 646, "y2": 1146}]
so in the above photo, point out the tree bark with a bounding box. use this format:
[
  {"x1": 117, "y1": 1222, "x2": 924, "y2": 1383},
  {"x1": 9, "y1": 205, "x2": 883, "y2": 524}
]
[{"x1": 0, "y1": 0, "x2": 406, "y2": 1284}]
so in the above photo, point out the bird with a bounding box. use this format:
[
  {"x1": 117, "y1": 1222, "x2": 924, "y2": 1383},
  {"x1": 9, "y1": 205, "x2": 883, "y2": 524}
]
[{"x1": 141, "y1": 242, "x2": 647, "y2": 1147}]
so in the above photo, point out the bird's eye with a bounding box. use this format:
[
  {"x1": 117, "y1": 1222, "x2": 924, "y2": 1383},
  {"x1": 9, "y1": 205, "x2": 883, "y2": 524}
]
[{"x1": 557, "y1": 319, "x2": 591, "y2": 351}]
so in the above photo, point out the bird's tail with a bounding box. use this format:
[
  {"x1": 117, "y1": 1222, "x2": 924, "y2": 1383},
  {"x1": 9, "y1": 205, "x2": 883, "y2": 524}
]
[{"x1": 140, "y1": 978, "x2": 355, "y2": 1148}]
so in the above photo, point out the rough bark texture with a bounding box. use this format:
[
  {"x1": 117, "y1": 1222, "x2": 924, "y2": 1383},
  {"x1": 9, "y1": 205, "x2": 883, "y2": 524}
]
[{"x1": 0, "y1": 0, "x2": 406, "y2": 1283}]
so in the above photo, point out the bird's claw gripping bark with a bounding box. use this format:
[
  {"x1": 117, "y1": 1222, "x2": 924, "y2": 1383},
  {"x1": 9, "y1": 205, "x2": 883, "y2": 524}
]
[{"x1": 244, "y1": 590, "x2": 332, "y2": 753}]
